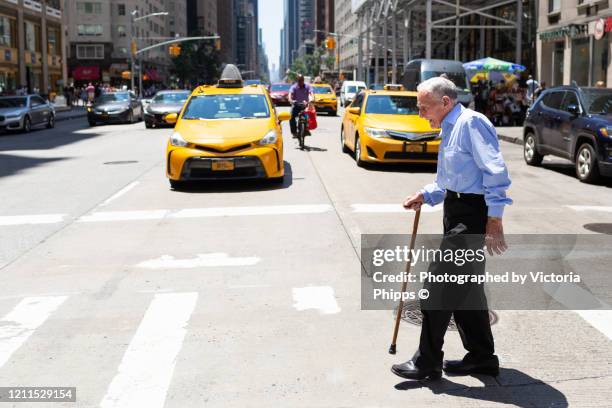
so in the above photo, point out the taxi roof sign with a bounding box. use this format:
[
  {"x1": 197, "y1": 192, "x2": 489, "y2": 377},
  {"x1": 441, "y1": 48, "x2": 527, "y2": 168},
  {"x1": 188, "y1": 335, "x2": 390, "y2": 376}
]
[
  {"x1": 218, "y1": 64, "x2": 243, "y2": 88},
  {"x1": 384, "y1": 84, "x2": 404, "y2": 91}
]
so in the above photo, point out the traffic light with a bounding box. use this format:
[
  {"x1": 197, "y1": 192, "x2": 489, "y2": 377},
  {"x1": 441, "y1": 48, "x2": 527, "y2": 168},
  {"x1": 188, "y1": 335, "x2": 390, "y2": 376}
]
[
  {"x1": 326, "y1": 36, "x2": 336, "y2": 50},
  {"x1": 131, "y1": 40, "x2": 137, "y2": 56},
  {"x1": 121, "y1": 71, "x2": 131, "y2": 80},
  {"x1": 169, "y1": 44, "x2": 181, "y2": 56},
  {"x1": 215, "y1": 38, "x2": 221, "y2": 51}
]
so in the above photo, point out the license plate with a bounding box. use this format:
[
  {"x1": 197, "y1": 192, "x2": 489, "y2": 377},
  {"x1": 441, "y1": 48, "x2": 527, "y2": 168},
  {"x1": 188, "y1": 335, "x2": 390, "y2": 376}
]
[
  {"x1": 404, "y1": 143, "x2": 425, "y2": 153},
  {"x1": 212, "y1": 160, "x2": 235, "y2": 171}
]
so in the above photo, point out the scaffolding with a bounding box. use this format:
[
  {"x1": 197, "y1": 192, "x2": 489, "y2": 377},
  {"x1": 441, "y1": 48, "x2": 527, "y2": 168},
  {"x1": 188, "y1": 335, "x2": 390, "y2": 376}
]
[{"x1": 352, "y1": 0, "x2": 532, "y2": 84}]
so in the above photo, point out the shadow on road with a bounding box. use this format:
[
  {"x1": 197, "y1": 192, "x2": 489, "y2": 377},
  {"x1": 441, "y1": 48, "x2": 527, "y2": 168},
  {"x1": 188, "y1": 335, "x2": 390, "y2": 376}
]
[
  {"x1": 172, "y1": 161, "x2": 294, "y2": 193},
  {"x1": 0, "y1": 119, "x2": 107, "y2": 179},
  {"x1": 394, "y1": 368, "x2": 568, "y2": 407}
]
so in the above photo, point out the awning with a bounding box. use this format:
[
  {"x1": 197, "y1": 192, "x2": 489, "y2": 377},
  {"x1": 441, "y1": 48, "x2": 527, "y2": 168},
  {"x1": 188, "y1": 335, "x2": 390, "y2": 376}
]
[{"x1": 73, "y1": 66, "x2": 100, "y2": 80}]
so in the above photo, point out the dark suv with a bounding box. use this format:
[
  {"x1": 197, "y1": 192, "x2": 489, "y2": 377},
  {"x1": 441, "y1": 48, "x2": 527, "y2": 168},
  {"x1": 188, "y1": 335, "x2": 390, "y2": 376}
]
[{"x1": 523, "y1": 85, "x2": 612, "y2": 183}]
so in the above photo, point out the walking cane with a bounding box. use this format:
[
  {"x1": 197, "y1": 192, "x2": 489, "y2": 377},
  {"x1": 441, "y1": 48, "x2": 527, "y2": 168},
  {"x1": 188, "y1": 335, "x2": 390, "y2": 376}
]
[{"x1": 389, "y1": 207, "x2": 421, "y2": 355}]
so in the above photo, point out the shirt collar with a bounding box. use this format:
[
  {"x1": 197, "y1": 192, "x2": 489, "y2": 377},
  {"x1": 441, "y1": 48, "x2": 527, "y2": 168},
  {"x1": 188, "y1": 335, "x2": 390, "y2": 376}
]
[{"x1": 441, "y1": 103, "x2": 463, "y2": 129}]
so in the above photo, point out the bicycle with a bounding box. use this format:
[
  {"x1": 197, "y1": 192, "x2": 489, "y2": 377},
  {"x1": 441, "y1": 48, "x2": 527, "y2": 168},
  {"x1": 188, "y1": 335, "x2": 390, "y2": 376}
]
[{"x1": 293, "y1": 102, "x2": 310, "y2": 150}]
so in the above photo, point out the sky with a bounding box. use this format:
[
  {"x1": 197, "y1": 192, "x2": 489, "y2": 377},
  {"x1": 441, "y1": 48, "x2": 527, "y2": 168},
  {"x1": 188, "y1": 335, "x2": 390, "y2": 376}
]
[{"x1": 258, "y1": 0, "x2": 284, "y2": 80}]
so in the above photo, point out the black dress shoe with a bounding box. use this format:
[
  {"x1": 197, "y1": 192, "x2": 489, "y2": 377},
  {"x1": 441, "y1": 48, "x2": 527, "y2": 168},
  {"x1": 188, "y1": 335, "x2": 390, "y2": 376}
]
[
  {"x1": 391, "y1": 360, "x2": 442, "y2": 380},
  {"x1": 443, "y1": 357, "x2": 499, "y2": 376}
]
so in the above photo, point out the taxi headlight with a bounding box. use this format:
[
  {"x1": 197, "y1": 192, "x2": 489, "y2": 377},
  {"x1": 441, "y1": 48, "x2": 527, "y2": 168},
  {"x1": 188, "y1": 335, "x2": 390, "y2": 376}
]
[
  {"x1": 257, "y1": 130, "x2": 278, "y2": 145},
  {"x1": 170, "y1": 131, "x2": 189, "y2": 147},
  {"x1": 364, "y1": 127, "x2": 389, "y2": 138}
]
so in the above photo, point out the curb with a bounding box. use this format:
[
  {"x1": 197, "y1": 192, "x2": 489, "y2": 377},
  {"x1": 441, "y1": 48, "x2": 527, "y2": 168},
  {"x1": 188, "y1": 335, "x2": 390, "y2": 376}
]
[{"x1": 498, "y1": 134, "x2": 523, "y2": 145}]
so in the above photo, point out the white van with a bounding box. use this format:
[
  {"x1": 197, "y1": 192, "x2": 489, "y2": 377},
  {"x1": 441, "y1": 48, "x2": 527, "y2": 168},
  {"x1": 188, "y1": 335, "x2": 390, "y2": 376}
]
[{"x1": 340, "y1": 81, "x2": 367, "y2": 107}]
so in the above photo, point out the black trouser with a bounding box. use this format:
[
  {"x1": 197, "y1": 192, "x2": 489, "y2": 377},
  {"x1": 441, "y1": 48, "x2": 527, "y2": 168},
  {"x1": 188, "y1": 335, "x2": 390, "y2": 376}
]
[
  {"x1": 289, "y1": 104, "x2": 303, "y2": 135},
  {"x1": 413, "y1": 191, "x2": 496, "y2": 370}
]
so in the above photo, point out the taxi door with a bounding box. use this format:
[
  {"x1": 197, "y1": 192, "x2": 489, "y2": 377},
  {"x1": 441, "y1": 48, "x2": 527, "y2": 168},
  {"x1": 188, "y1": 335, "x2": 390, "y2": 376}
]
[{"x1": 344, "y1": 92, "x2": 365, "y2": 150}]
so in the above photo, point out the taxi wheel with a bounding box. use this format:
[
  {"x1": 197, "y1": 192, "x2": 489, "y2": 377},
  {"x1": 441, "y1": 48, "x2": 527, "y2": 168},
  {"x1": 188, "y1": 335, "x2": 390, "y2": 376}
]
[
  {"x1": 354, "y1": 134, "x2": 365, "y2": 167},
  {"x1": 329, "y1": 110, "x2": 337, "y2": 116},
  {"x1": 340, "y1": 127, "x2": 350, "y2": 153}
]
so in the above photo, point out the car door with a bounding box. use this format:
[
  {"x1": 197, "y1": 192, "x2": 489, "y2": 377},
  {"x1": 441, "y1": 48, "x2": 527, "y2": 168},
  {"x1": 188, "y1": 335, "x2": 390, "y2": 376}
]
[
  {"x1": 29, "y1": 96, "x2": 47, "y2": 125},
  {"x1": 556, "y1": 91, "x2": 582, "y2": 158},
  {"x1": 539, "y1": 91, "x2": 565, "y2": 151},
  {"x1": 346, "y1": 92, "x2": 365, "y2": 149}
]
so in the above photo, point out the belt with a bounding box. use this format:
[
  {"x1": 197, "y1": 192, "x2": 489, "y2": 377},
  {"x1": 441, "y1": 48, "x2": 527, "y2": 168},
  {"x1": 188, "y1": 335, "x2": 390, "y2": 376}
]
[{"x1": 446, "y1": 190, "x2": 484, "y2": 199}]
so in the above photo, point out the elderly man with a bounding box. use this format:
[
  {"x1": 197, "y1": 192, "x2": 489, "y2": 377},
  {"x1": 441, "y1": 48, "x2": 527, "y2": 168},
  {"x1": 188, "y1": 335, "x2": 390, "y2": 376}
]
[{"x1": 392, "y1": 76, "x2": 512, "y2": 381}]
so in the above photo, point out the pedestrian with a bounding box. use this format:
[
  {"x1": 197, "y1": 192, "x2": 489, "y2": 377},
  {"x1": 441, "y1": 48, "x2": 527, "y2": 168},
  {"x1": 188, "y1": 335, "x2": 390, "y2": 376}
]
[
  {"x1": 534, "y1": 81, "x2": 546, "y2": 99},
  {"x1": 86, "y1": 82, "x2": 95, "y2": 103},
  {"x1": 393, "y1": 76, "x2": 512, "y2": 381}
]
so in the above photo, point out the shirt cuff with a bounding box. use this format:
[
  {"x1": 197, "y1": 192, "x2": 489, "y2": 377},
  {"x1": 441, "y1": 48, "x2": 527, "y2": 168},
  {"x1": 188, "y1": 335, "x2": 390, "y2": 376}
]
[{"x1": 487, "y1": 205, "x2": 505, "y2": 218}]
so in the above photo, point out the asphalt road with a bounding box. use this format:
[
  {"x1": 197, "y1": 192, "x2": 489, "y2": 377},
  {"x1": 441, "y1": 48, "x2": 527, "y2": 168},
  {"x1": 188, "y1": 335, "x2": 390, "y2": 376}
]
[{"x1": 0, "y1": 109, "x2": 611, "y2": 407}]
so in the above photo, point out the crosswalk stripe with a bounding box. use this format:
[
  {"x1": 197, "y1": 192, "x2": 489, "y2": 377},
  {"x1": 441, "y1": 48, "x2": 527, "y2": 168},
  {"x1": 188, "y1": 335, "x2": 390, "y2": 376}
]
[
  {"x1": 0, "y1": 214, "x2": 65, "y2": 226},
  {"x1": 136, "y1": 253, "x2": 260, "y2": 269},
  {"x1": 566, "y1": 205, "x2": 612, "y2": 213},
  {"x1": 0, "y1": 296, "x2": 67, "y2": 368},
  {"x1": 292, "y1": 286, "x2": 341, "y2": 314},
  {"x1": 99, "y1": 292, "x2": 198, "y2": 408}
]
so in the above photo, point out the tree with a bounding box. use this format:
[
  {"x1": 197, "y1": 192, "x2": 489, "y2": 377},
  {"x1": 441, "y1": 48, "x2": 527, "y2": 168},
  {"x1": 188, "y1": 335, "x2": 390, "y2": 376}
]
[
  {"x1": 170, "y1": 37, "x2": 221, "y2": 88},
  {"x1": 288, "y1": 46, "x2": 335, "y2": 81}
]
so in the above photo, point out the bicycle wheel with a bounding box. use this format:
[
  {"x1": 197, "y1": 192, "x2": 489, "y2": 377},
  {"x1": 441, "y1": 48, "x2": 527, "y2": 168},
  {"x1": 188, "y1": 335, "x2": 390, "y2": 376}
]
[{"x1": 298, "y1": 120, "x2": 305, "y2": 149}]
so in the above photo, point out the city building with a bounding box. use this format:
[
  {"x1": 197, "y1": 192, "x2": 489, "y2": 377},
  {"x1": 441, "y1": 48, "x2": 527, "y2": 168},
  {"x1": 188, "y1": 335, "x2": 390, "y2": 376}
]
[
  {"x1": 164, "y1": 0, "x2": 187, "y2": 39},
  {"x1": 65, "y1": 0, "x2": 173, "y2": 88},
  {"x1": 235, "y1": 0, "x2": 258, "y2": 78},
  {"x1": 186, "y1": 0, "x2": 216, "y2": 35},
  {"x1": 334, "y1": 0, "x2": 358, "y2": 76},
  {"x1": 280, "y1": 0, "x2": 298, "y2": 75},
  {"x1": 297, "y1": 0, "x2": 314, "y2": 57},
  {"x1": 0, "y1": 0, "x2": 65, "y2": 95},
  {"x1": 313, "y1": 0, "x2": 334, "y2": 47},
  {"x1": 537, "y1": 0, "x2": 611, "y2": 87},
  {"x1": 217, "y1": 0, "x2": 236, "y2": 64}
]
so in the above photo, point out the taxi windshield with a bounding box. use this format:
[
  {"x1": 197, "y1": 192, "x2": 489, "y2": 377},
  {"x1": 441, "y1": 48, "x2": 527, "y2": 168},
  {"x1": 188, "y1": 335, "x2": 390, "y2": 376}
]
[
  {"x1": 313, "y1": 86, "x2": 333, "y2": 94},
  {"x1": 182, "y1": 94, "x2": 270, "y2": 120},
  {"x1": 152, "y1": 92, "x2": 189, "y2": 104},
  {"x1": 365, "y1": 95, "x2": 419, "y2": 115}
]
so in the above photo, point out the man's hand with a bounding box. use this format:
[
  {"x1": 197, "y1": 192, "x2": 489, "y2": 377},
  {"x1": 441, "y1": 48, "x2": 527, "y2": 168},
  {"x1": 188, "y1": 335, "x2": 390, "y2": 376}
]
[
  {"x1": 485, "y1": 217, "x2": 507, "y2": 256},
  {"x1": 403, "y1": 192, "x2": 424, "y2": 211}
]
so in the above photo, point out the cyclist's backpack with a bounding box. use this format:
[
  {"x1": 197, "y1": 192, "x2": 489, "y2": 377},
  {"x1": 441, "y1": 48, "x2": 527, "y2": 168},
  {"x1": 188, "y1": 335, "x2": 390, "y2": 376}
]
[{"x1": 306, "y1": 106, "x2": 318, "y2": 130}]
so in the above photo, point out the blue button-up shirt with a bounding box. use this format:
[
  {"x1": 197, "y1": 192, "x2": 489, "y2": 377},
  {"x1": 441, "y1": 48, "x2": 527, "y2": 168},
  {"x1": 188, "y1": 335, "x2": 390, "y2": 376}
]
[{"x1": 421, "y1": 103, "x2": 512, "y2": 218}]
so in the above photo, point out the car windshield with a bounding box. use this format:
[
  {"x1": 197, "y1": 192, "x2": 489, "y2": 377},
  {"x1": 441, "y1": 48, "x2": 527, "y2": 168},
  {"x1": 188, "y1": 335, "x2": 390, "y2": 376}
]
[
  {"x1": 152, "y1": 92, "x2": 189, "y2": 104},
  {"x1": 314, "y1": 86, "x2": 333, "y2": 94},
  {"x1": 97, "y1": 93, "x2": 130, "y2": 103},
  {"x1": 365, "y1": 95, "x2": 419, "y2": 115},
  {"x1": 270, "y1": 84, "x2": 290, "y2": 92},
  {"x1": 581, "y1": 89, "x2": 612, "y2": 114},
  {"x1": 347, "y1": 85, "x2": 366, "y2": 94},
  {"x1": 182, "y1": 94, "x2": 270, "y2": 119},
  {"x1": 422, "y1": 71, "x2": 468, "y2": 89},
  {"x1": 0, "y1": 97, "x2": 27, "y2": 108}
]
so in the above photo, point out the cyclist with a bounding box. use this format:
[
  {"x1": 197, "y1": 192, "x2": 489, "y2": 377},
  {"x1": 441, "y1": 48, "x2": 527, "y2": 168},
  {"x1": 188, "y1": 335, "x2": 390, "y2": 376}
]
[{"x1": 288, "y1": 74, "x2": 314, "y2": 138}]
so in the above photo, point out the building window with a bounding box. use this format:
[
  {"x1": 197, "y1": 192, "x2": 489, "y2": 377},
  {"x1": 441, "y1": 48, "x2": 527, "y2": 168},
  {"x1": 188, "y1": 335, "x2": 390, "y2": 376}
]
[
  {"x1": 118, "y1": 4, "x2": 126, "y2": 16},
  {"x1": 0, "y1": 16, "x2": 14, "y2": 47},
  {"x1": 48, "y1": 27, "x2": 59, "y2": 55},
  {"x1": 25, "y1": 21, "x2": 37, "y2": 52},
  {"x1": 76, "y1": 44, "x2": 104, "y2": 59},
  {"x1": 77, "y1": 2, "x2": 102, "y2": 14},
  {"x1": 117, "y1": 25, "x2": 126, "y2": 37},
  {"x1": 77, "y1": 24, "x2": 103, "y2": 36},
  {"x1": 548, "y1": 0, "x2": 560, "y2": 13},
  {"x1": 571, "y1": 37, "x2": 590, "y2": 86}
]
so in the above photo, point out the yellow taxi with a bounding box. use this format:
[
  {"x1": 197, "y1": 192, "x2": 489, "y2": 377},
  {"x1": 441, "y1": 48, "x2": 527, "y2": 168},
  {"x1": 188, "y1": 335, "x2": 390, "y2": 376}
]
[
  {"x1": 165, "y1": 65, "x2": 290, "y2": 188},
  {"x1": 312, "y1": 83, "x2": 338, "y2": 116},
  {"x1": 340, "y1": 85, "x2": 440, "y2": 167}
]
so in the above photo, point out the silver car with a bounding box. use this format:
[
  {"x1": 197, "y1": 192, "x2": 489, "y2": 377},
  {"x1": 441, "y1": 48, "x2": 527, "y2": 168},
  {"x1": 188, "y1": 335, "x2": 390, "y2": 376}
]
[{"x1": 0, "y1": 95, "x2": 55, "y2": 132}]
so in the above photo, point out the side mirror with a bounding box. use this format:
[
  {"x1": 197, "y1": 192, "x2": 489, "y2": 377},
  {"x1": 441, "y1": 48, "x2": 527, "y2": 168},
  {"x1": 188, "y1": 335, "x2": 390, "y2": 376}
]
[
  {"x1": 567, "y1": 104, "x2": 580, "y2": 115},
  {"x1": 164, "y1": 113, "x2": 178, "y2": 124},
  {"x1": 277, "y1": 111, "x2": 291, "y2": 122},
  {"x1": 348, "y1": 107, "x2": 361, "y2": 115}
]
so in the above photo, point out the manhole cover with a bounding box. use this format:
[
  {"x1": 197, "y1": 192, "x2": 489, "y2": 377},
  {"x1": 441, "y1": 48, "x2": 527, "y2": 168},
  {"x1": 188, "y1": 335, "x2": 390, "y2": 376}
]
[
  {"x1": 583, "y1": 223, "x2": 612, "y2": 235},
  {"x1": 396, "y1": 301, "x2": 498, "y2": 331},
  {"x1": 103, "y1": 160, "x2": 139, "y2": 165}
]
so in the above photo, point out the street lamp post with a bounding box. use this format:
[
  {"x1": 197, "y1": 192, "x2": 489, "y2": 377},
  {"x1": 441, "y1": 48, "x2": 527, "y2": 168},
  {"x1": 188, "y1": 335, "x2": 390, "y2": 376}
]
[{"x1": 129, "y1": 10, "x2": 169, "y2": 97}]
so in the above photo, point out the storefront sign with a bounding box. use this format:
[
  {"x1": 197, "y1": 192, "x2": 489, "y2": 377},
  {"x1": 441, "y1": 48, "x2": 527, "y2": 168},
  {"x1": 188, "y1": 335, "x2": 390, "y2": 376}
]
[
  {"x1": 540, "y1": 24, "x2": 589, "y2": 42},
  {"x1": 73, "y1": 66, "x2": 100, "y2": 80}
]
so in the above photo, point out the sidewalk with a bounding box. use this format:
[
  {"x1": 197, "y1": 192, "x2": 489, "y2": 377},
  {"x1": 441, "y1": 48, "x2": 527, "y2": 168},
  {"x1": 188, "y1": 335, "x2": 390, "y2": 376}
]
[{"x1": 496, "y1": 126, "x2": 524, "y2": 145}]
